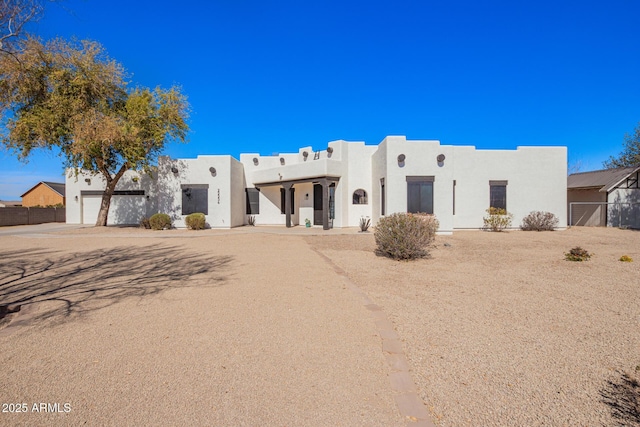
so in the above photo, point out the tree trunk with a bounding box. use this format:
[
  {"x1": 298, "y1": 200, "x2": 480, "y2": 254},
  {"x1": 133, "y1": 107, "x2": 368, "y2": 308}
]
[
  {"x1": 95, "y1": 181, "x2": 116, "y2": 226},
  {"x1": 95, "y1": 164, "x2": 129, "y2": 226}
]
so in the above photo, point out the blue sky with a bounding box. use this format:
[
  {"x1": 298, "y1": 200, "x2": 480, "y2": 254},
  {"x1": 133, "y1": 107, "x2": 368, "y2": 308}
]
[{"x1": 2, "y1": 0, "x2": 639, "y2": 199}]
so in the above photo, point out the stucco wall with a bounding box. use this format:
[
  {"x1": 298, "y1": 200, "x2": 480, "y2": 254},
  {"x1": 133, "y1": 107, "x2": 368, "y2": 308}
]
[
  {"x1": 371, "y1": 139, "x2": 388, "y2": 226},
  {"x1": 66, "y1": 170, "x2": 155, "y2": 225},
  {"x1": 452, "y1": 145, "x2": 567, "y2": 229},
  {"x1": 157, "y1": 156, "x2": 235, "y2": 228},
  {"x1": 375, "y1": 136, "x2": 566, "y2": 232},
  {"x1": 64, "y1": 137, "x2": 568, "y2": 231}
]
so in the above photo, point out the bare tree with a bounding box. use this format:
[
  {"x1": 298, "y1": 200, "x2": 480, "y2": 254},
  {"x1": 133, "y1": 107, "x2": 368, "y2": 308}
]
[{"x1": 0, "y1": 0, "x2": 45, "y2": 54}]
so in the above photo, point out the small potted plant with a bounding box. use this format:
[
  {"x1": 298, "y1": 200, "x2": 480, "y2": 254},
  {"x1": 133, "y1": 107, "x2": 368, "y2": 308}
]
[{"x1": 305, "y1": 218, "x2": 311, "y2": 228}]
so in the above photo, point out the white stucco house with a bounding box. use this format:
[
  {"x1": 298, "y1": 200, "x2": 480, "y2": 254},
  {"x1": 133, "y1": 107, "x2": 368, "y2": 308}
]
[{"x1": 66, "y1": 136, "x2": 568, "y2": 232}]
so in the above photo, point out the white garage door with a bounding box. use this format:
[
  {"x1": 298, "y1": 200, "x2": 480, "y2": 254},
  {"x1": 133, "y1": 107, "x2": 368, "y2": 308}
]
[
  {"x1": 82, "y1": 195, "x2": 146, "y2": 225},
  {"x1": 81, "y1": 195, "x2": 102, "y2": 225}
]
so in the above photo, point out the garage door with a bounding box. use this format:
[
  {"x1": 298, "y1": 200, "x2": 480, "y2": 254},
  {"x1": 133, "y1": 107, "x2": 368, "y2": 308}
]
[
  {"x1": 81, "y1": 195, "x2": 102, "y2": 225},
  {"x1": 82, "y1": 195, "x2": 146, "y2": 225}
]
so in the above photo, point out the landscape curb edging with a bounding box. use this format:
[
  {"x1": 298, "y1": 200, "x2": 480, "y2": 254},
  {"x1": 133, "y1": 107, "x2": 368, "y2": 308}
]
[{"x1": 308, "y1": 245, "x2": 437, "y2": 427}]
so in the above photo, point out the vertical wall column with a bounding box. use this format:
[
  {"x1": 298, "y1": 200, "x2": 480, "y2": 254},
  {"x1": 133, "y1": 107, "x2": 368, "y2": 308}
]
[
  {"x1": 283, "y1": 182, "x2": 293, "y2": 228},
  {"x1": 320, "y1": 179, "x2": 329, "y2": 230}
]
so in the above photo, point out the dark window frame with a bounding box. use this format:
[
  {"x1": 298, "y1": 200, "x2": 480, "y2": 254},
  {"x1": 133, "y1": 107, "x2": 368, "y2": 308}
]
[
  {"x1": 489, "y1": 180, "x2": 508, "y2": 211},
  {"x1": 352, "y1": 189, "x2": 368, "y2": 205},
  {"x1": 181, "y1": 184, "x2": 209, "y2": 215},
  {"x1": 380, "y1": 178, "x2": 385, "y2": 216},
  {"x1": 406, "y1": 176, "x2": 435, "y2": 214},
  {"x1": 246, "y1": 188, "x2": 260, "y2": 214}
]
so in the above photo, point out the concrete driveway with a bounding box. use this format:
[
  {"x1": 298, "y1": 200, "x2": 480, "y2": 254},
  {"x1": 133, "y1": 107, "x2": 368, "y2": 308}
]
[{"x1": 0, "y1": 223, "x2": 91, "y2": 236}]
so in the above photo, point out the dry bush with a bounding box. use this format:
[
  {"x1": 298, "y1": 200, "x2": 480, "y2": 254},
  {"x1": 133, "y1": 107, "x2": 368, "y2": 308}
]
[
  {"x1": 374, "y1": 213, "x2": 439, "y2": 260},
  {"x1": 483, "y1": 207, "x2": 513, "y2": 231},
  {"x1": 565, "y1": 246, "x2": 592, "y2": 262},
  {"x1": 521, "y1": 211, "x2": 559, "y2": 231}
]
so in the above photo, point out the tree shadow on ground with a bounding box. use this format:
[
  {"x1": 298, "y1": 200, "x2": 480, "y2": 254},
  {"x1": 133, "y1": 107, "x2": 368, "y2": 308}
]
[
  {"x1": 0, "y1": 246, "x2": 233, "y2": 324},
  {"x1": 601, "y1": 370, "x2": 640, "y2": 427}
]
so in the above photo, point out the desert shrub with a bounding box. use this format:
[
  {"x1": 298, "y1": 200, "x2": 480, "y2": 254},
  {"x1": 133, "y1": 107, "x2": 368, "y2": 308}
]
[
  {"x1": 185, "y1": 213, "x2": 206, "y2": 230},
  {"x1": 619, "y1": 255, "x2": 633, "y2": 262},
  {"x1": 149, "y1": 213, "x2": 172, "y2": 230},
  {"x1": 374, "y1": 213, "x2": 439, "y2": 260},
  {"x1": 520, "y1": 211, "x2": 559, "y2": 231},
  {"x1": 565, "y1": 246, "x2": 591, "y2": 262},
  {"x1": 359, "y1": 216, "x2": 371, "y2": 232},
  {"x1": 482, "y1": 207, "x2": 513, "y2": 232},
  {"x1": 140, "y1": 217, "x2": 151, "y2": 229},
  {"x1": 247, "y1": 215, "x2": 256, "y2": 226}
]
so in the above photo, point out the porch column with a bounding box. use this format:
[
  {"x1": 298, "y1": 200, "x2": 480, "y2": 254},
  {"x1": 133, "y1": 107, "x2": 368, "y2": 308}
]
[
  {"x1": 321, "y1": 179, "x2": 329, "y2": 230},
  {"x1": 283, "y1": 183, "x2": 293, "y2": 228}
]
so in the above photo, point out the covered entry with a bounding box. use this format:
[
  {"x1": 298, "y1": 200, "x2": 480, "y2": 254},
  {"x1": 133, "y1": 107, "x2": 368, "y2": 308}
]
[
  {"x1": 313, "y1": 183, "x2": 335, "y2": 226},
  {"x1": 255, "y1": 176, "x2": 339, "y2": 230}
]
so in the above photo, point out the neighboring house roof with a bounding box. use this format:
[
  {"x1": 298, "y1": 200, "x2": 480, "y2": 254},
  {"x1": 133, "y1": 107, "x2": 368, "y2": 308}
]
[
  {"x1": 20, "y1": 181, "x2": 66, "y2": 198},
  {"x1": 0, "y1": 200, "x2": 21, "y2": 207},
  {"x1": 567, "y1": 165, "x2": 640, "y2": 192}
]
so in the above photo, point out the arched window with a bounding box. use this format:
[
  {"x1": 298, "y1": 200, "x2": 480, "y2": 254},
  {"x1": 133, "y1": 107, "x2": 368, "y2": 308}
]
[{"x1": 352, "y1": 189, "x2": 368, "y2": 204}]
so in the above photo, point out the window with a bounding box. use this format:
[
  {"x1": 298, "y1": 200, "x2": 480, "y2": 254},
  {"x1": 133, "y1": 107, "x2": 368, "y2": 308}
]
[
  {"x1": 352, "y1": 189, "x2": 368, "y2": 204},
  {"x1": 181, "y1": 185, "x2": 208, "y2": 215},
  {"x1": 280, "y1": 187, "x2": 295, "y2": 214},
  {"x1": 489, "y1": 181, "x2": 507, "y2": 210},
  {"x1": 407, "y1": 176, "x2": 434, "y2": 214},
  {"x1": 246, "y1": 188, "x2": 260, "y2": 214},
  {"x1": 380, "y1": 178, "x2": 385, "y2": 216}
]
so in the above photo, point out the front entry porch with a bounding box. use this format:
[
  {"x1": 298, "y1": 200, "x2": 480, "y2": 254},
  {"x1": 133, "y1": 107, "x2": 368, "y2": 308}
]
[{"x1": 255, "y1": 176, "x2": 340, "y2": 230}]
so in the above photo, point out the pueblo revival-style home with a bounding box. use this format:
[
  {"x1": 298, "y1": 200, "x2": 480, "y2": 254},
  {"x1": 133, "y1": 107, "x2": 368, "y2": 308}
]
[{"x1": 65, "y1": 136, "x2": 568, "y2": 233}]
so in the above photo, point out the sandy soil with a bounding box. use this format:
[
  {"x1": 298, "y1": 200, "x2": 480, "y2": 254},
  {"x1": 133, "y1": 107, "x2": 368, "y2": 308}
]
[
  {"x1": 308, "y1": 227, "x2": 640, "y2": 426},
  {"x1": 1, "y1": 225, "x2": 639, "y2": 426},
  {"x1": 0, "y1": 230, "x2": 403, "y2": 426}
]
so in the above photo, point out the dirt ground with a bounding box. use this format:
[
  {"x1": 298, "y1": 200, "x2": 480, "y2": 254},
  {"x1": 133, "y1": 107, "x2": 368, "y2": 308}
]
[
  {"x1": 1, "y1": 225, "x2": 639, "y2": 426},
  {"x1": 308, "y1": 227, "x2": 640, "y2": 426}
]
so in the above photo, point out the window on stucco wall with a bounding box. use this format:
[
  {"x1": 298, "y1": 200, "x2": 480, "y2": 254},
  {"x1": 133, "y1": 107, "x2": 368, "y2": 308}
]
[
  {"x1": 407, "y1": 176, "x2": 434, "y2": 214},
  {"x1": 352, "y1": 189, "x2": 368, "y2": 204},
  {"x1": 246, "y1": 188, "x2": 260, "y2": 214},
  {"x1": 181, "y1": 185, "x2": 208, "y2": 215},
  {"x1": 489, "y1": 181, "x2": 508, "y2": 210}
]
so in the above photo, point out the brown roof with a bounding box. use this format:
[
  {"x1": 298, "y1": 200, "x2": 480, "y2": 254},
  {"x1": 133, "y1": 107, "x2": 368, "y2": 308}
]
[
  {"x1": 20, "y1": 181, "x2": 66, "y2": 198},
  {"x1": 567, "y1": 165, "x2": 640, "y2": 192}
]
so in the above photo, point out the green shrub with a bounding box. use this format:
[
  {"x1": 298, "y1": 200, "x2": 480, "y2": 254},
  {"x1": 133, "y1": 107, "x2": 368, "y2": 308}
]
[
  {"x1": 520, "y1": 211, "x2": 559, "y2": 231},
  {"x1": 619, "y1": 255, "x2": 633, "y2": 262},
  {"x1": 374, "y1": 213, "x2": 439, "y2": 260},
  {"x1": 185, "y1": 213, "x2": 206, "y2": 230},
  {"x1": 565, "y1": 246, "x2": 591, "y2": 262},
  {"x1": 483, "y1": 207, "x2": 513, "y2": 232},
  {"x1": 149, "y1": 213, "x2": 172, "y2": 230},
  {"x1": 140, "y1": 217, "x2": 151, "y2": 229}
]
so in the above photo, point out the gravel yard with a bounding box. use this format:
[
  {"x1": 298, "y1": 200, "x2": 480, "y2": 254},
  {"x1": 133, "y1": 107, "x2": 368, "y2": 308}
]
[
  {"x1": 307, "y1": 227, "x2": 640, "y2": 427},
  {"x1": 1, "y1": 225, "x2": 638, "y2": 426}
]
